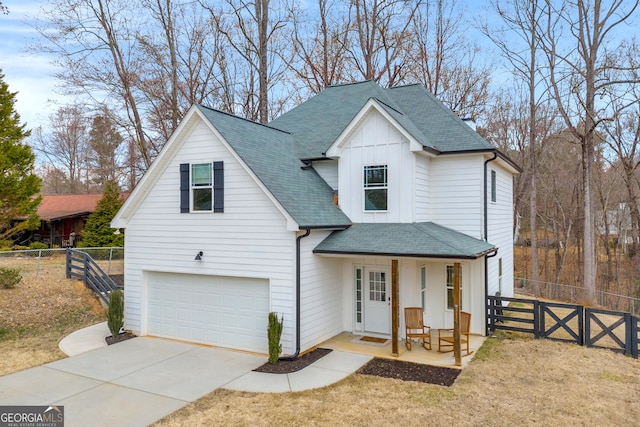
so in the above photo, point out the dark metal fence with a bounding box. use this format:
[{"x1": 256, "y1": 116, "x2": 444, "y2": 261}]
[
  {"x1": 488, "y1": 295, "x2": 639, "y2": 358},
  {"x1": 66, "y1": 248, "x2": 123, "y2": 305}
]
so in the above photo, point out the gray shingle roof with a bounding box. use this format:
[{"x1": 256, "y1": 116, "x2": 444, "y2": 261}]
[
  {"x1": 196, "y1": 81, "x2": 503, "y2": 229},
  {"x1": 269, "y1": 81, "x2": 494, "y2": 159},
  {"x1": 314, "y1": 223, "x2": 496, "y2": 259},
  {"x1": 197, "y1": 105, "x2": 351, "y2": 228}
]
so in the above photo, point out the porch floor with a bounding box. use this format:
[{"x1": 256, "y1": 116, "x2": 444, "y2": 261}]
[{"x1": 318, "y1": 331, "x2": 486, "y2": 369}]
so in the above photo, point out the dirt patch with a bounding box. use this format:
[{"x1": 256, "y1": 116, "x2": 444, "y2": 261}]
[
  {"x1": 254, "y1": 348, "x2": 332, "y2": 373},
  {"x1": 105, "y1": 331, "x2": 136, "y2": 345},
  {"x1": 357, "y1": 358, "x2": 460, "y2": 386}
]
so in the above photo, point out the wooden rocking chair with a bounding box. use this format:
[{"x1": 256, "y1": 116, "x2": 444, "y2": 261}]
[
  {"x1": 438, "y1": 311, "x2": 473, "y2": 356},
  {"x1": 404, "y1": 307, "x2": 431, "y2": 350}
]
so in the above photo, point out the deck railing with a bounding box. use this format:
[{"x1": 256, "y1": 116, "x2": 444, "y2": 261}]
[{"x1": 66, "y1": 248, "x2": 123, "y2": 305}]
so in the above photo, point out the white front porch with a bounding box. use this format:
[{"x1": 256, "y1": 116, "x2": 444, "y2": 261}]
[
  {"x1": 319, "y1": 331, "x2": 486, "y2": 369},
  {"x1": 335, "y1": 256, "x2": 487, "y2": 338}
]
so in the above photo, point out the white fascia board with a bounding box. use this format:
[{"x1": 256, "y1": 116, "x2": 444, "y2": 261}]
[
  {"x1": 111, "y1": 105, "x2": 201, "y2": 228},
  {"x1": 324, "y1": 98, "x2": 424, "y2": 158}
]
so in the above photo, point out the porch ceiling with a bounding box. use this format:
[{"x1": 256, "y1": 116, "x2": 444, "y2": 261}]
[{"x1": 313, "y1": 222, "x2": 496, "y2": 259}]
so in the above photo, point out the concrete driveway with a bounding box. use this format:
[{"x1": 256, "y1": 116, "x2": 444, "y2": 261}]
[{"x1": 0, "y1": 338, "x2": 265, "y2": 427}]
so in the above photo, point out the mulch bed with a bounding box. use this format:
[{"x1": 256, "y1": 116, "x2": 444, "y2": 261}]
[
  {"x1": 253, "y1": 347, "x2": 461, "y2": 386},
  {"x1": 254, "y1": 348, "x2": 333, "y2": 373},
  {"x1": 105, "y1": 332, "x2": 137, "y2": 345},
  {"x1": 357, "y1": 358, "x2": 460, "y2": 386}
]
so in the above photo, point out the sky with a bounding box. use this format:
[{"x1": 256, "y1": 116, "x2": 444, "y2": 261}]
[
  {"x1": 0, "y1": 0, "x2": 64, "y2": 131},
  {"x1": 0, "y1": 0, "x2": 497, "y2": 132}
]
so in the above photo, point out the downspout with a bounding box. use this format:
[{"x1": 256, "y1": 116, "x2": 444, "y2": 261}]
[
  {"x1": 279, "y1": 228, "x2": 311, "y2": 361},
  {"x1": 484, "y1": 152, "x2": 498, "y2": 335}
]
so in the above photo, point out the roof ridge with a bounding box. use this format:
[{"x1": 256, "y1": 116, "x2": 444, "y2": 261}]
[
  {"x1": 371, "y1": 97, "x2": 404, "y2": 116},
  {"x1": 387, "y1": 83, "x2": 424, "y2": 90},
  {"x1": 326, "y1": 80, "x2": 376, "y2": 89},
  {"x1": 197, "y1": 104, "x2": 291, "y2": 135}
]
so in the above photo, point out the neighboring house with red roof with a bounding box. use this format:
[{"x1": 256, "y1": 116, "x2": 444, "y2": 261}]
[{"x1": 34, "y1": 194, "x2": 105, "y2": 247}]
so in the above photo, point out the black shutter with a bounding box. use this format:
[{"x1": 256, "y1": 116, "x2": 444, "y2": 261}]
[
  {"x1": 213, "y1": 161, "x2": 224, "y2": 213},
  {"x1": 180, "y1": 163, "x2": 189, "y2": 213}
]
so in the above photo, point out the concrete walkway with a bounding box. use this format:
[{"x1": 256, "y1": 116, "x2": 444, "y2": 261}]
[{"x1": 0, "y1": 323, "x2": 372, "y2": 427}]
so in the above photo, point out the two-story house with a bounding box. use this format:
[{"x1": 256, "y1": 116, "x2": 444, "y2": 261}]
[{"x1": 112, "y1": 81, "x2": 519, "y2": 356}]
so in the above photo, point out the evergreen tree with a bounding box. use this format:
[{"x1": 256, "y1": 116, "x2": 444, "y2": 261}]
[
  {"x1": 79, "y1": 181, "x2": 124, "y2": 247},
  {"x1": 0, "y1": 70, "x2": 41, "y2": 240}
]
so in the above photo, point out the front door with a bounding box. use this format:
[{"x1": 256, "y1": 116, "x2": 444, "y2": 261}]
[{"x1": 363, "y1": 268, "x2": 391, "y2": 334}]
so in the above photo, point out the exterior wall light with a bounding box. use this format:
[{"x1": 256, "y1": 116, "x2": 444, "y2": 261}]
[{"x1": 195, "y1": 251, "x2": 203, "y2": 260}]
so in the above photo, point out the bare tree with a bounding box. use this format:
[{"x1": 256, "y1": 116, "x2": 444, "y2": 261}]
[
  {"x1": 290, "y1": 0, "x2": 351, "y2": 94},
  {"x1": 537, "y1": 130, "x2": 582, "y2": 284},
  {"x1": 602, "y1": 41, "x2": 640, "y2": 261},
  {"x1": 484, "y1": 0, "x2": 548, "y2": 294},
  {"x1": 35, "y1": 0, "x2": 155, "y2": 169},
  {"x1": 540, "y1": 0, "x2": 639, "y2": 303},
  {"x1": 205, "y1": 0, "x2": 294, "y2": 123},
  {"x1": 410, "y1": 0, "x2": 491, "y2": 119},
  {"x1": 136, "y1": 0, "x2": 230, "y2": 140},
  {"x1": 346, "y1": 0, "x2": 420, "y2": 87},
  {"x1": 34, "y1": 104, "x2": 89, "y2": 194}
]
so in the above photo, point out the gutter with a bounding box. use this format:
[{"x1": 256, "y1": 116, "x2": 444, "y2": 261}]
[
  {"x1": 484, "y1": 152, "x2": 498, "y2": 335},
  {"x1": 279, "y1": 228, "x2": 311, "y2": 361}
]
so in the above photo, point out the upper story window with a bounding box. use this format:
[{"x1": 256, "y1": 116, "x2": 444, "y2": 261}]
[
  {"x1": 192, "y1": 163, "x2": 213, "y2": 211},
  {"x1": 364, "y1": 165, "x2": 388, "y2": 211},
  {"x1": 490, "y1": 170, "x2": 497, "y2": 203},
  {"x1": 180, "y1": 161, "x2": 224, "y2": 213}
]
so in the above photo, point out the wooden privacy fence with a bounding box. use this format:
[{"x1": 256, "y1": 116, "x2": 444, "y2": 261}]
[
  {"x1": 488, "y1": 295, "x2": 639, "y2": 359},
  {"x1": 66, "y1": 248, "x2": 123, "y2": 306}
]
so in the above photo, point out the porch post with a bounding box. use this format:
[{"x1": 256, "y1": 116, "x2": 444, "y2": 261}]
[
  {"x1": 453, "y1": 262, "x2": 462, "y2": 366},
  {"x1": 391, "y1": 259, "x2": 399, "y2": 357}
]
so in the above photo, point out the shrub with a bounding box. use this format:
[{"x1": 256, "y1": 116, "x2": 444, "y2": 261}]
[
  {"x1": 0, "y1": 240, "x2": 14, "y2": 249},
  {"x1": 29, "y1": 241, "x2": 48, "y2": 250},
  {"x1": 0, "y1": 267, "x2": 22, "y2": 289},
  {"x1": 107, "y1": 289, "x2": 124, "y2": 338},
  {"x1": 267, "y1": 312, "x2": 284, "y2": 365}
]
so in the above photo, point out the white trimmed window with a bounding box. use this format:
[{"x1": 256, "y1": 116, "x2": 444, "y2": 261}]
[
  {"x1": 445, "y1": 265, "x2": 461, "y2": 310},
  {"x1": 491, "y1": 170, "x2": 497, "y2": 203},
  {"x1": 191, "y1": 163, "x2": 213, "y2": 211},
  {"x1": 364, "y1": 165, "x2": 388, "y2": 211},
  {"x1": 180, "y1": 161, "x2": 224, "y2": 213}
]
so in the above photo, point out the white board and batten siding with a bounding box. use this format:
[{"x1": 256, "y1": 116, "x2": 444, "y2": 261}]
[
  {"x1": 487, "y1": 163, "x2": 515, "y2": 299},
  {"x1": 122, "y1": 119, "x2": 298, "y2": 354},
  {"x1": 298, "y1": 230, "x2": 345, "y2": 352},
  {"x1": 414, "y1": 154, "x2": 430, "y2": 222},
  {"x1": 313, "y1": 159, "x2": 339, "y2": 191},
  {"x1": 428, "y1": 155, "x2": 483, "y2": 239},
  {"x1": 337, "y1": 110, "x2": 416, "y2": 223}
]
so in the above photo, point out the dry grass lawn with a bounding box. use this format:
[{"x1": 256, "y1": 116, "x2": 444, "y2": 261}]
[
  {"x1": 1, "y1": 256, "x2": 639, "y2": 426},
  {"x1": 0, "y1": 256, "x2": 105, "y2": 375},
  {"x1": 153, "y1": 333, "x2": 640, "y2": 427}
]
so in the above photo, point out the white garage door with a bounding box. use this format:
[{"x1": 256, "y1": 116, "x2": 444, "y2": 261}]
[{"x1": 147, "y1": 272, "x2": 269, "y2": 353}]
